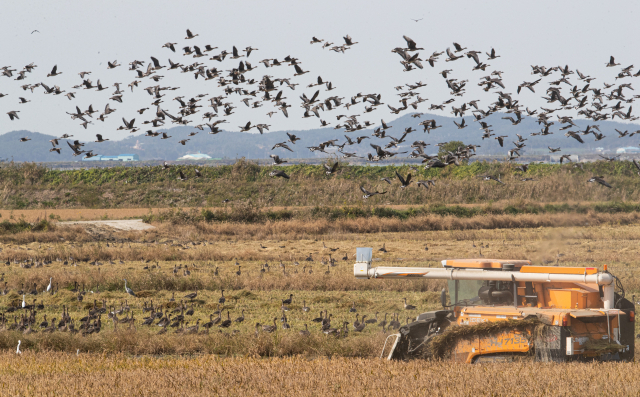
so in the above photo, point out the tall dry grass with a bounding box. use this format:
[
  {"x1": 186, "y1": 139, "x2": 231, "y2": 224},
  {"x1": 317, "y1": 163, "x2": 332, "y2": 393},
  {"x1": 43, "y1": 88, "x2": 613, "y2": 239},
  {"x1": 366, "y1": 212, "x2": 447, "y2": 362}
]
[
  {"x1": 1, "y1": 353, "x2": 640, "y2": 396},
  {"x1": 4, "y1": 160, "x2": 640, "y2": 210},
  {"x1": 13, "y1": 209, "x2": 640, "y2": 243}
]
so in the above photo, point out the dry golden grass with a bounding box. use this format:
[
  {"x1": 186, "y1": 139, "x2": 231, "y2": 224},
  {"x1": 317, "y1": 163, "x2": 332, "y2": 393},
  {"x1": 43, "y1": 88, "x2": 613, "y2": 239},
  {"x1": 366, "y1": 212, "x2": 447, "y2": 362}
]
[
  {"x1": 2, "y1": 219, "x2": 640, "y2": 386},
  {"x1": 2, "y1": 352, "x2": 640, "y2": 396},
  {"x1": 0, "y1": 208, "x2": 157, "y2": 222},
  {"x1": 3, "y1": 210, "x2": 640, "y2": 247},
  {"x1": 1, "y1": 222, "x2": 640, "y2": 359}
]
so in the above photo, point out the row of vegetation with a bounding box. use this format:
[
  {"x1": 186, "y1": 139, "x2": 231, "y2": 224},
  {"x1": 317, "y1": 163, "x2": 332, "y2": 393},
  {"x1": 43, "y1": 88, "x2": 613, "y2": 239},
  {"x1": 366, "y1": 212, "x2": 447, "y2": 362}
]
[
  {"x1": 4, "y1": 158, "x2": 640, "y2": 186},
  {"x1": 142, "y1": 201, "x2": 640, "y2": 224},
  {"x1": 0, "y1": 215, "x2": 54, "y2": 234},
  {"x1": 3, "y1": 159, "x2": 640, "y2": 209}
]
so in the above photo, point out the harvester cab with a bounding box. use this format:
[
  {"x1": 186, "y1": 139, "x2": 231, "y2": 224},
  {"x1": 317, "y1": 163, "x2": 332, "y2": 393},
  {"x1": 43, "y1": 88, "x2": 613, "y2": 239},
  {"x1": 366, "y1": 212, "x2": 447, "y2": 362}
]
[{"x1": 354, "y1": 249, "x2": 634, "y2": 363}]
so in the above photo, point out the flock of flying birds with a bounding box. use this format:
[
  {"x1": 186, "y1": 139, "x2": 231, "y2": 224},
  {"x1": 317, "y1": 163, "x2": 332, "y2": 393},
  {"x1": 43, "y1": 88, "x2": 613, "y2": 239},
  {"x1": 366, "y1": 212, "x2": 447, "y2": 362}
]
[{"x1": 2, "y1": 30, "x2": 640, "y2": 193}]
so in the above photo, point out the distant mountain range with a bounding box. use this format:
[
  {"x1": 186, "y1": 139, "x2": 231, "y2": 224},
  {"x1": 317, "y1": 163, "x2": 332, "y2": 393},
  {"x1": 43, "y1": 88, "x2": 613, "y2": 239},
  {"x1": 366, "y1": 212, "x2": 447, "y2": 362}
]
[{"x1": 1, "y1": 112, "x2": 639, "y2": 162}]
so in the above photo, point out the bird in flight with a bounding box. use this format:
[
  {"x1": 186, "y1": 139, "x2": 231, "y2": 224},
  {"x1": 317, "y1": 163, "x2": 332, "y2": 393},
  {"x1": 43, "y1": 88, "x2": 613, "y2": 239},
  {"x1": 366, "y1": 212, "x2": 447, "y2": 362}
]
[{"x1": 410, "y1": 18, "x2": 423, "y2": 22}]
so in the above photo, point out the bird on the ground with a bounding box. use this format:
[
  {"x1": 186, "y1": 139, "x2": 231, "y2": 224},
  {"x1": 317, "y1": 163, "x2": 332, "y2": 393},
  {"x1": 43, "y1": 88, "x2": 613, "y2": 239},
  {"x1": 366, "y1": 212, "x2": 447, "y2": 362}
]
[{"x1": 123, "y1": 279, "x2": 136, "y2": 297}]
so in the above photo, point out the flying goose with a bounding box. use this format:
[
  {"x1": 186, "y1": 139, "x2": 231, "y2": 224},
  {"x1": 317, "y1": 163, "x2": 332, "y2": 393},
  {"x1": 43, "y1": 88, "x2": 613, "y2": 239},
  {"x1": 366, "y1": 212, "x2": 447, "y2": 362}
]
[
  {"x1": 416, "y1": 180, "x2": 436, "y2": 189},
  {"x1": 185, "y1": 29, "x2": 198, "y2": 39},
  {"x1": 7, "y1": 111, "x2": 20, "y2": 120},
  {"x1": 606, "y1": 56, "x2": 620, "y2": 67},
  {"x1": 287, "y1": 132, "x2": 300, "y2": 145},
  {"x1": 95, "y1": 134, "x2": 109, "y2": 143},
  {"x1": 452, "y1": 42, "x2": 467, "y2": 52},
  {"x1": 395, "y1": 171, "x2": 412, "y2": 188},
  {"x1": 270, "y1": 154, "x2": 287, "y2": 165},
  {"x1": 272, "y1": 142, "x2": 293, "y2": 152},
  {"x1": 486, "y1": 48, "x2": 500, "y2": 59},
  {"x1": 269, "y1": 170, "x2": 290, "y2": 179},
  {"x1": 360, "y1": 186, "x2": 386, "y2": 199},
  {"x1": 47, "y1": 65, "x2": 61, "y2": 77},
  {"x1": 324, "y1": 162, "x2": 339, "y2": 175},
  {"x1": 403, "y1": 36, "x2": 423, "y2": 51},
  {"x1": 587, "y1": 176, "x2": 612, "y2": 188},
  {"x1": 633, "y1": 159, "x2": 640, "y2": 176},
  {"x1": 480, "y1": 175, "x2": 504, "y2": 185},
  {"x1": 343, "y1": 35, "x2": 358, "y2": 46},
  {"x1": 293, "y1": 64, "x2": 309, "y2": 76}
]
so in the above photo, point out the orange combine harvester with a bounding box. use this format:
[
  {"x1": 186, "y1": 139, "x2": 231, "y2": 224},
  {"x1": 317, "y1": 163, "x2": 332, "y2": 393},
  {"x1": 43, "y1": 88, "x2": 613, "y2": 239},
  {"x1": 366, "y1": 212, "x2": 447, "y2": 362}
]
[{"x1": 354, "y1": 248, "x2": 634, "y2": 362}]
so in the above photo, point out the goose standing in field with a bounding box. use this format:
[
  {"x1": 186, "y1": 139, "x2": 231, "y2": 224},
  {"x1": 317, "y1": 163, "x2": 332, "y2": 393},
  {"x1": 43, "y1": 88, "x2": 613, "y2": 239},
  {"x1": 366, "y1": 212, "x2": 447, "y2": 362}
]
[
  {"x1": 302, "y1": 301, "x2": 310, "y2": 312},
  {"x1": 234, "y1": 310, "x2": 245, "y2": 323},
  {"x1": 354, "y1": 316, "x2": 367, "y2": 332},
  {"x1": 403, "y1": 298, "x2": 416, "y2": 310},
  {"x1": 184, "y1": 287, "x2": 198, "y2": 301},
  {"x1": 378, "y1": 313, "x2": 388, "y2": 328},
  {"x1": 212, "y1": 312, "x2": 222, "y2": 326},
  {"x1": 218, "y1": 289, "x2": 226, "y2": 304},
  {"x1": 312, "y1": 311, "x2": 324, "y2": 322},
  {"x1": 261, "y1": 318, "x2": 277, "y2": 333},
  {"x1": 349, "y1": 302, "x2": 357, "y2": 313},
  {"x1": 219, "y1": 311, "x2": 231, "y2": 328},
  {"x1": 299, "y1": 324, "x2": 310, "y2": 336},
  {"x1": 123, "y1": 279, "x2": 136, "y2": 297},
  {"x1": 365, "y1": 312, "x2": 378, "y2": 324}
]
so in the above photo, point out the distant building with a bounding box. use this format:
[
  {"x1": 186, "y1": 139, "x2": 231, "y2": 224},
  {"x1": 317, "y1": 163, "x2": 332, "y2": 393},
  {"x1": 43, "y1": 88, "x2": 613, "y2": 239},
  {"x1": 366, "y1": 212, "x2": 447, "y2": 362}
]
[
  {"x1": 177, "y1": 152, "x2": 213, "y2": 161},
  {"x1": 616, "y1": 147, "x2": 640, "y2": 154},
  {"x1": 82, "y1": 154, "x2": 140, "y2": 161}
]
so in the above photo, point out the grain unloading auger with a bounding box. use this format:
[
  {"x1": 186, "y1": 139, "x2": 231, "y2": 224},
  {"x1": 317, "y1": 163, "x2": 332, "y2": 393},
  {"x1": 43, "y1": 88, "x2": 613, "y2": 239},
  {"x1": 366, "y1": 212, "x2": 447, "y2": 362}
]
[{"x1": 354, "y1": 248, "x2": 635, "y2": 363}]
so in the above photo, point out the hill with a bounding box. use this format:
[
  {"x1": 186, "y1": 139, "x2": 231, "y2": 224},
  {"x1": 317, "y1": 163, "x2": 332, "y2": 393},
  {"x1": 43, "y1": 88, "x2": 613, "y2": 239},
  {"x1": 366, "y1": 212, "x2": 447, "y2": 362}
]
[{"x1": 1, "y1": 112, "x2": 639, "y2": 162}]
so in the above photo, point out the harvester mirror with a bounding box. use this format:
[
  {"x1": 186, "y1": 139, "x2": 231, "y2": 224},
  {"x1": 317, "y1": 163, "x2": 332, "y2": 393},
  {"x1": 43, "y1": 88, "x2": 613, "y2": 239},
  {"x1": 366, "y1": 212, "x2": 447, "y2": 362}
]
[
  {"x1": 356, "y1": 247, "x2": 372, "y2": 263},
  {"x1": 440, "y1": 288, "x2": 447, "y2": 308}
]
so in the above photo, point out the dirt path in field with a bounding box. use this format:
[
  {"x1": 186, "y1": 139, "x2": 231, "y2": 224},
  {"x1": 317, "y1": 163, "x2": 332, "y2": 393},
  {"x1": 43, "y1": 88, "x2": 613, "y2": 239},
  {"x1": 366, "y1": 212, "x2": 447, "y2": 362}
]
[
  {"x1": 57, "y1": 219, "x2": 156, "y2": 231},
  {"x1": 56, "y1": 219, "x2": 156, "y2": 239}
]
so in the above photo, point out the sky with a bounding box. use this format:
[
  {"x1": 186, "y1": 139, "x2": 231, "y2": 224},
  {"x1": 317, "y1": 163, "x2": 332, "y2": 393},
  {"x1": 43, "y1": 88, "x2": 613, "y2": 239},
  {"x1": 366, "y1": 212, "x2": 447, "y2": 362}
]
[{"x1": 1, "y1": 0, "x2": 640, "y2": 144}]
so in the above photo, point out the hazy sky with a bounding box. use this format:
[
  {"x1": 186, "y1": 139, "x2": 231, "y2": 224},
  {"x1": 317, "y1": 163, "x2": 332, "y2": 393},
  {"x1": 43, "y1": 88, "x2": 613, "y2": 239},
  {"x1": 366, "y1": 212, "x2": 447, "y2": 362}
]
[{"x1": 2, "y1": 0, "x2": 640, "y2": 143}]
